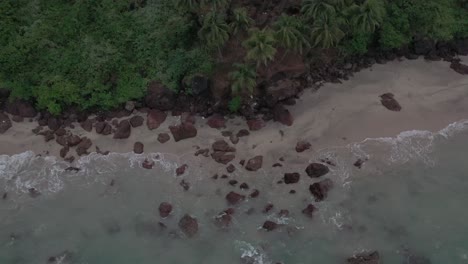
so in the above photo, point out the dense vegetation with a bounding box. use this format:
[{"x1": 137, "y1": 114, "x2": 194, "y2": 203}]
[{"x1": 0, "y1": 0, "x2": 467, "y2": 114}]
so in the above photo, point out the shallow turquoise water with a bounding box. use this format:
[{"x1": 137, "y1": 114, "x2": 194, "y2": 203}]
[{"x1": 1, "y1": 122, "x2": 468, "y2": 264}]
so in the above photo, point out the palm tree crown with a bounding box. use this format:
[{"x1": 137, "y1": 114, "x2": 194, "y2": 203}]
[
  {"x1": 229, "y1": 63, "x2": 257, "y2": 94},
  {"x1": 273, "y1": 14, "x2": 310, "y2": 54},
  {"x1": 351, "y1": 0, "x2": 386, "y2": 33},
  {"x1": 229, "y1": 8, "x2": 253, "y2": 35},
  {"x1": 310, "y1": 15, "x2": 345, "y2": 48},
  {"x1": 243, "y1": 28, "x2": 277, "y2": 66},
  {"x1": 198, "y1": 12, "x2": 230, "y2": 49}
]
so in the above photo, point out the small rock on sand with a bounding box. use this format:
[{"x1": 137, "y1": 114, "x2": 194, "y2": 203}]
[
  {"x1": 380, "y1": 93, "x2": 402, "y2": 111},
  {"x1": 178, "y1": 214, "x2": 198, "y2": 238}
]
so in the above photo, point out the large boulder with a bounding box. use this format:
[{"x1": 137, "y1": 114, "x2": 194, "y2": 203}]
[
  {"x1": 211, "y1": 152, "x2": 236, "y2": 164},
  {"x1": 0, "y1": 112, "x2": 12, "y2": 134},
  {"x1": 95, "y1": 121, "x2": 112, "y2": 135},
  {"x1": 158, "y1": 202, "x2": 173, "y2": 218},
  {"x1": 245, "y1": 156, "x2": 263, "y2": 171},
  {"x1": 169, "y1": 122, "x2": 198, "y2": 142},
  {"x1": 450, "y1": 61, "x2": 468, "y2": 75},
  {"x1": 296, "y1": 141, "x2": 311, "y2": 153},
  {"x1": 284, "y1": 172, "x2": 300, "y2": 184},
  {"x1": 273, "y1": 105, "x2": 293, "y2": 126},
  {"x1": 309, "y1": 179, "x2": 334, "y2": 202},
  {"x1": 113, "y1": 120, "x2": 131, "y2": 139},
  {"x1": 265, "y1": 79, "x2": 300, "y2": 107},
  {"x1": 129, "y1": 116, "x2": 144, "y2": 128},
  {"x1": 134, "y1": 142, "x2": 144, "y2": 154},
  {"x1": 145, "y1": 81, "x2": 175, "y2": 111},
  {"x1": 380, "y1": 93, "x2": 402, "y2": 111},
  {"x1": 226, "y1": 191, "x2": 245, "y2": 205},
  {"x1": 4, "y1": 100, "x2": 37, "y2": 118},
  {"x1": 157, "y1": 133, "x2": 171, "y2": 143},
  {"x1": 302, "y1": 204, "x2": 317, "y2": 218},
  {"x1": 305, "y1": 163, "x2": 330, "y2": 178},
  {"x1": 178, "y1": 214, "x2": 199, "y2": 238},
  {"x1": 247, "y1": 119, "x2": 266, "y2": 131},
  {"x1": 454, "y1": 39, "x2": 468, "y2": 55},
  {"x1": 187, "y1": 75, "x2": 210, "y2": 95},
  {"x1": 207, "y1": 114, "x2": 226, "y2": 129},
  {"x1": 347, "y1": 251, "x2": 380, "y2": 264},
  {"x1": 212, "y1": 140, "x2": 236, "y2": 152},
  {"x1": 76, "y1": 137, "x2": 92, "y2": 156},
  {"x1": 80, "y1": 119, "x2": 93, "y2": 132},
  {"x1": 146, "y1": 109, "x2": 167, "y2": 130}
]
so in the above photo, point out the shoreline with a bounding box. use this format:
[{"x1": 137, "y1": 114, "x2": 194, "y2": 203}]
[{"x1": 1, "y1": 57, "x2": 467, "y2": 166}]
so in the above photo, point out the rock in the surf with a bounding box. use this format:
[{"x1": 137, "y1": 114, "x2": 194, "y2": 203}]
[
  {"x1": 178, "y1": 214, "x2": 198, "y2": 238},
  {"x1": 309, "y1": 179, "x2": 334, "y2": 202},
  {"x1": 305, "y1": 163, "x2": 329, "y2": 178}
]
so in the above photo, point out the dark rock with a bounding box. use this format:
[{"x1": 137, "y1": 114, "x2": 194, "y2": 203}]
[
  {"x1": 273, "y1": 105, "x2": 293, "y2": 126},
  {"x1": 221, "y1": 131, "x2": 232, "y2": 137},
  {"x1": 59, "y1": 146, "x2": 69, "y2": 158},
  {"x1": 249, "y1": 189, "x2": 260, "y2": 198},
  {"x1": 211, "y1": 152, "x2": 236, "y2": 164},
  {"x1": 95, "y1": 146, "x2": 110, "y2": 155},
  {"x1": 214, "y1": 211, "x2": 232, "y2": 229},
  {"x1": 245, "y1": 156, "x2": 263, "y2": 171},
  {"x1": 178, "y1": 214, "x2": 198, "y2": 238},
  {"x1": 237, "y1": 129, "x2": 250, "y2": 137},
  {"x1": 226, "y1": 164, "x2": 236, "y2": 173},
  {"x1": 354, "y1": 158, "x2": 365, "y2": 169},
  {"x1": 289, "y1": 190, "x2": 296, "y2": 194},
  {"x1": 129, "y1": 116, "x2": 144, "y2": 128},
  {"x1": 145, "y1": 81, "x2": 175, "y2": 111},
  {"x1": 180, "y1": 180, "x2": 190, "y2": 191},
  {"x1": 380, "y1": 93, "x2": 402, "y2": 111},
  {"x1": 95, "y1": 121, "x2": 112, "y2": 135},
  {"x1": 207, "y1": 114, "x2": 226, "y2": 129},
  {"x1": 5, "y1": 100, "x2": 36, "y2": 118},
  {"x1": 305, "y1": 163, "x2": 330, "y2": 178},
  {"x1": 157, "y1": 133, "x2": 170, "y2": 143},
  {"x1": 32, "y1": 126, "x2": 43, "y2": 134},
  {"x1": 221, "y1": 174, "x2": 228, "y2": 179},
  {"x1": 226, "y1": 191, "x2": 245, "y2": 205},
  {"x1": 114, "y1": 120, "x2": 132, "y2": 139},
  {"x1": 64, "y1": 156, "x2": 75, "y2": 163},
  {"x1": 176, "y1": 164, "x2": 188, "y2": 176},
  {"x1": 262, "y1": 221, "x2": 278, "y2": 231},
  {"x1": 295, "y1": 141, "x2": 311, "y2": 153},
  {"x1": 28, "y1": 188, "x2": 41, "y2": 198},
  {"x1": 284, "y1": 172, "x2": 300, "y2": 184},
  {"x1": 80, "y1": 119, "x2": 93, "y2": 132},
  {"x1": 142, "y1": 159, "x2": 154, "y2": 169},
  {"x1": 67, "y1": 135, "x2": 81, "y2": 147},
  {"x1": 194, "y1": 148, "x2": 209, "y2": 157},
  {"x1": 76, "y1": 138, "x2": 92, "y2": 156},
  {"x1": 158, "y1": 202, "x2": 173, "y2": 218},
  {"x1": 413, "y1": 39, "x2": 434, "y2": 55},
  {"x1": 247, "y1": 119, "x2": 266, "y2": 131},
  {"x1": 47, "y1": 250, "x2": 73, "y2": 263},
  {"x1": 450, "y1": 61, "x2": 468, "y2": 75},
  {"x1": 273, "y1": 163, "x2": 283, "y2": 167},
  {"x1": 239, "y1": 183, "x2": 249, "y2": 189},
  {"x1": 347, "y1": 251, "x2": 380, "y2": 264},
  {"x1": 2, "y1": 192, "x2": 7, "y2": 200},
  {"x1": 302, "y1": 204, "x2": 316, "y2": 218},
  {"x1": 454, "y1": 39, "x2": 468, "y2": 55},
  {"x1": 47, "y1": 118, "x2": 61, "y2": 131},
  {"x1": 263, "y1": 203, "x2": 274, "y2": 213},
  {"x1": 42, "y1": 130, "x2": 55, "y2": 142},
  {"x1": 65, "y1": 166, "x2": 80, "y2": 172},
  {"x1": 147, "y1": 109, "x2": 167, "y2": 130},
  {"x1": 239, "y1": 159, "x2": 245, "y2": 166},
  {"x1": 309, "y1": 179, "x2": 334, "y2": 202},
  {"x1": 54, "y1": 128, "x2": 66, "y2": 137},
  {"x1": 0, "y1": 112, "x2": 12, "y2": 134},
  {"x1": 405, "y1": 53, "x2": 419, "y2": 60},
  {"x1": 181, "y1": 112, "x2": 196, "y2": 125},
  {"x1": 266, "y1": 79, "x2": 300, "y2": 106},
  {"x1": 212, "y1": 140, "x2": 236, "y2": 152},
  {"x1": 134, "y1": 142, "x2": 144, "y2": 154},
  {"x1": 228, "y1": 180, "x2": 238, "y2": 186},
  {"x1": 169, "y1": 122, "x2": 197, "y2": 142},
  {"x1": 56, "y1": 136, "x2": 68, "y2": 146}
]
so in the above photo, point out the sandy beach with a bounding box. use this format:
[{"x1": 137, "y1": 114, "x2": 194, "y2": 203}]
[{"x1": 1, "y1": 57, "x2": 467, "y2": 167}]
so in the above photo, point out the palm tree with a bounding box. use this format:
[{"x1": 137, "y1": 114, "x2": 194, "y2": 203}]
[
  {"x1": 301, "y1": 0, "x2": 343, "y2": 20},
  {"x1": 229, "y1": 63, "x2": 257, "y2": 94},
  {"x1": 229, "y1": 8, "x2": 253, "y2": 35},
  {"x1": 243, "y1": 28, "x2": 277, "y2": 67},
  {"x1": 273, "y1": 14, "x2": 311, "y2": 54},
  {"x1": 198, "y1": 11, "x2": 230, "y2": 49},
  {"x1": 310, "y1": 15, "x2": 345, "y2": 48},
  {"x1": 350, "y1": 0, "x2": 386, "y2": 33}
]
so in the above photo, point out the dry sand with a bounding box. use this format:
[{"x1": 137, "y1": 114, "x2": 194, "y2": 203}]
[{"x1": 0, "y1": 57, "x2": 467, "y2": 169}]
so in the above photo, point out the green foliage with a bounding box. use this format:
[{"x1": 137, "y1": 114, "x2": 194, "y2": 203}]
[
  {"x1": 350, "y1": 0, "x2": 386, "y2": 33},
  {"x1": 229, "y1": 63, "x2": 257, "y2": 94},
  {"x1": 0, "y1": 0, "x2": 214, "y2": 114},
  {"x1": 378, "y1": 2, "x2": 411, "y2": 49},
  {"x1": 175, "y1": 0, "x2": 201, "y2": 11},
  {"x1": 228, "y1": 96, "x2": 242, "y2": 113},
  {"x1": 198, "y1": 12, "x2": 230, "y2": 49},
  {"x1": 273, "y1": 14, "x2": 311, "y2": 54},
  {"x1": 310, "y1": 16, "x2": 346, "y2": 48},
  {"x1": 230, "y1": 8, "x2": 253, "y2": 35},
  {"x1": 341, "y1": 32, "x2": 372, "y2": 55},
  {"x1": 301, "y1": 0, "x2": 341, "y2": 20},
  {"x1": 202, "y1": 0, "x2": 230, "y2": 10},
  {"x1": 243, "y1": 28, "x2": 277, "y2": 66}
]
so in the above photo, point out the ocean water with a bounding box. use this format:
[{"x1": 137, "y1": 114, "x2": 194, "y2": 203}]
[{"x1": 1, "y1": 121, "x2": 468, "y2": 264}]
